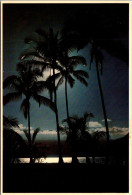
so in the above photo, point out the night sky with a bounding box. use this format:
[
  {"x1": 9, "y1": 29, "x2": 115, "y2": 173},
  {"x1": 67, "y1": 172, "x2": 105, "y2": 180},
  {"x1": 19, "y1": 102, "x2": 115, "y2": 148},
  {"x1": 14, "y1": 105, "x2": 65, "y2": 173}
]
[{"x1": 3, "y1": 3, "x2": 129, "y2": 141}]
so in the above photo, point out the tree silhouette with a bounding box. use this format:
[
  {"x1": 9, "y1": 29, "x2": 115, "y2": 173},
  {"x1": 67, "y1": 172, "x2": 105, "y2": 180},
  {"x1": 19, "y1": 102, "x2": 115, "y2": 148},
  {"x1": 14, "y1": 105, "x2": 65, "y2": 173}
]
[
  {"x1": 62, "y1": 112, "x2": 94, "y2": 164},
  {"x1": 90, "y1": 44, "x2": 110, "y2": 164},
  {"x1": 49, "y1": 53, "x2": 88, "y2": 135},
  {"x1": 18, "y1": 28, "x2": 64, "y2": 163},
  {"x1": 62, "y1": 6, "x2": 128, "y2": 164},
  {"x1": 4, "y1": 68, "x2": 55, "y2": 163},
  {"x1": 3, "y1": 115, "x2": 26, "y2": 163},
  {"x1": 24, "y1": 128, "x2": 40, "y2": 163}
]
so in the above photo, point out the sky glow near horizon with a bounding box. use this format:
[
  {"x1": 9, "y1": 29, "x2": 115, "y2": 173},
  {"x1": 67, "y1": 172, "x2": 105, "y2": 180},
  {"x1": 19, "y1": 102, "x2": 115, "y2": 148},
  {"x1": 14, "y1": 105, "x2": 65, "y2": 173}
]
[
  {"x1": 3, "y1": 4, "x2": 129, "y2": 141},
  {"x1": 12, "y1": 120, "x2": 129, "y2": 141}
]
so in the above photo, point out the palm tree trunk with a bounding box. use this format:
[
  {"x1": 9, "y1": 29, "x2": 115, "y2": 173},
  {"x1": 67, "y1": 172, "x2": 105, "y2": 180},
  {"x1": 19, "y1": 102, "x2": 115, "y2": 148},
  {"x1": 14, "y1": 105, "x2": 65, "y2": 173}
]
[
  {"x1": 27, "y1": 99, "x2": 32, "y2": 164},
  {"x1": 53, "y1": 63, "x2": 63, "y2": 164},
  {"x1": 95, "y1": 56, "x2": 109, "y2": 165},
  {"x1": 65, "y1": 78, "x2": 70, "y2": 125},
  {"x1": 65, "y1": 79, "x2": 78, "y2": 164}
]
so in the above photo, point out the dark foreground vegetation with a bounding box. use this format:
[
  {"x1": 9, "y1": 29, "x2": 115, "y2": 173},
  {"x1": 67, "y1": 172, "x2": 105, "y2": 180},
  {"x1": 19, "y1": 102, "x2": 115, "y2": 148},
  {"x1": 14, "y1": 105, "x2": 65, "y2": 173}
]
[{"x1": 3, "y1": 163, "x2": 128, "y2": 193}]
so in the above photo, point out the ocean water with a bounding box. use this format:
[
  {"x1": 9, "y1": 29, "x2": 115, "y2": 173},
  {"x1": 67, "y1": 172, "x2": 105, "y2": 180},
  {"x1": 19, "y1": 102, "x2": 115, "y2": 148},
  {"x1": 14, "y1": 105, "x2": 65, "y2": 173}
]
[{"x1": 18, "y1": 157, "x2": 107, "y2": 164}]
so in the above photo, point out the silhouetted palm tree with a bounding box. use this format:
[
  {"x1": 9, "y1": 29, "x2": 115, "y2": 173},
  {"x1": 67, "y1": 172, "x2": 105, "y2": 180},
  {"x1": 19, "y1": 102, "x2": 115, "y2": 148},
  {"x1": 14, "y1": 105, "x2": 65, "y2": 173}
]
[
  {"x1": 62, "y1": 112, "x2": 94, "y2": 164},
  {"x1": 24, "y1": 128, "x2": 40, "y2": 163},
  {"x1": 90, "y1": 44, "x2": 110, "y2": 164},
  {"x1": 18, "y1": 28, "x2": 64, "y2": 163},
  {"x1": 62, "y1": 5, "x2": 128, "y2": 150},
  {"x1": 4, "y1": 68, "x2": 55, "y2": 163},
  {"x1": 3, "y1": 115, "x2": 26, "y2": 163},
  {"x1": 62, "y1": 116, "x2": 80, "y2": 163},
  {"x1": 49, "y1": 54, "x2": 88, "y2": 133}
]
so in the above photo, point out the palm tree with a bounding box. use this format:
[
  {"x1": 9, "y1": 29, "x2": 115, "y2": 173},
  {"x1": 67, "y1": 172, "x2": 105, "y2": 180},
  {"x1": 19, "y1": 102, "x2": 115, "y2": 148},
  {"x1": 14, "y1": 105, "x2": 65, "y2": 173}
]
[
  {"x1": 18, "y1": 28, "x2": 64, "y2": 163},
  {"x1": 3, "y1": 115, "x2": 26, "y2": 163},
  {"x1": 62, "y1": 112, "x2": 94, "y2": 164},
  {"x1": 62, "y1": 8, "x2": 128, "y2": 163},
  {"x1": 62, "y1": 116, "x2": 80, "y2": 163},
  {"x1": 48, "y1": 54, "x2": 88, "y2": 133},
  {"x1": 90, "y1": 44, "x2": 109, "y2": 164},
  {"x1": 24, "y1": 128, "x2": 40, "y2": 163},
  {"x1": 3, "y1": 68, "x2": 55, "y2": 163}
]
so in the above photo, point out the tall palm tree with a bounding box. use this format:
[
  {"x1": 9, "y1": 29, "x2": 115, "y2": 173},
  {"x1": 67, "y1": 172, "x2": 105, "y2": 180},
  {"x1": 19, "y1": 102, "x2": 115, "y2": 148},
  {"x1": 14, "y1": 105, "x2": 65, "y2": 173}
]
[
  {"x1": 90, "y1": 44, "x2": 109, "y2": 164},
  {"x1": 62, "y1": 7, "x2": 128, "y2": 164},
  {"x1": 48, "y1": 54, "x2": 88, "y2": 133},
  {"x1": 63, "y1": 23, "x2": 110, "y2": 163},
  {"x1": 3, "y1": 68, "x2": 55, "y2": 163},
  {"x1": 18, "y1": 28, "x2": 64, "y2": 163}
]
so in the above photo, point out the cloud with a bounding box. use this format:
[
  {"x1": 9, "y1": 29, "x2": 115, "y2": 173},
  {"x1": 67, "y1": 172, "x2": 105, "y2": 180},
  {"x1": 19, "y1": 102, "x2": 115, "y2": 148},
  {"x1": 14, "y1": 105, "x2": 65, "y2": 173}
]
[
  {"x1": 86, "y1": 120, "x2": 128, "y2": 139},
  {"x1": 13, "y1": 123, "x2": 34, "y2": 135},
  {"x1": 38, "y1": 130, "x2": 57, "y2": 135},
  {"x1": 13, "y1": 125, "x2": 66, "y2": 141},
  {"x1": 88, "y1": 125, "x2": 128, "y2": 140},
  {"x1": 109, "y1": 127, "x2": 128, "y2": 135},
  {"x1": 18, "y1": 123, "x2": 27, "y2": 130},
  {"x1": 88, "y1": 121, "x2": 103, "y2": 128},
  {"x1": 14, "y1": 128, "x2": 24, "y2": 135},
  {"x1": 13, "y1": 122, "x2": 128, "y2": 141}
]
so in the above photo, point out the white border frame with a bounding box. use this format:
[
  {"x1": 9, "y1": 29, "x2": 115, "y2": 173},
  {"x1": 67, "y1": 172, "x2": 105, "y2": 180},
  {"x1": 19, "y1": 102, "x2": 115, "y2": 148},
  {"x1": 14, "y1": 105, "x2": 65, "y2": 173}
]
[{"x1": 1, "y1": 1, "x2": 131, "y2": 195}]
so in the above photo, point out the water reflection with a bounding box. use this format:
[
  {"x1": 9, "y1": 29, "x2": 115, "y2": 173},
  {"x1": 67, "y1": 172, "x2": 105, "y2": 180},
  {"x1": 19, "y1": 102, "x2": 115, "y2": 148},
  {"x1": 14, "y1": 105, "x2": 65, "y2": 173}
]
[{"x1": 19, "y1": 157, "x2": 106, "y2": 164}]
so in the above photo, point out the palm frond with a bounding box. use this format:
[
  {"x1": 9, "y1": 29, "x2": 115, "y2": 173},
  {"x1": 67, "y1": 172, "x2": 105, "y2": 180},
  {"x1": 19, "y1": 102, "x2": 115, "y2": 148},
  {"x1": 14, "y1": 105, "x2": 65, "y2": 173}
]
[
  {"x1": 56, "y1": 76, "x2": 64, "y2": 90},
  {"x1": 73, "y1": 73, "x2": 88, "y2": 86},
  {"x1": 46, "y1": 72, "x2": 61, "y2": 83},
  {"x1": 19, "y1": 49, "x2": 44, "y2": 61},
  {"x1": 74, "y1": 70, "x2": 89, "y2": 78},
  {"x1": 54, "y1": 63, "x2": 64, "y2": 72},
  {"x1": 32, "y1": 128, "x2": 40, "y2": 144},
  {"x1": 67, "y1": 75, "x2": 75, "y2": 88},
  {"x1": 20, "y1": 98, "x2": 29, "y2": 119},
  {"x1": 23, "y1": 129, "x2": 31, "y2": 143},
  {"x1": 24, "y1": 32, "x2": 44, "y2": 44},
  {"x1": 68, "y1": 56, "x2": 87, "y2": 67},
  {"x1": 3, "y1": 75, "x2": 21, "y2": 90},
  {"x1": 17, "y1": 60, "x2": 50, "y2": 72},
  {"x1": 3, "y1": 115, "x2": 19, "y2": 128},
  {"x1": 31, "y1": 80, "x2": 50, "y2": 94},
  {"x1": 83, "y1": 112, "x2": 89, "y2": 120},
  {"x1": 3, "y1": 92, "x2": 22, "y2": 105},
  {"x1": 62, "y1": 116, "x2": 77, "y2": 124},
  {"x1": 84, "y1": 112, "x2": 94, "y2": 121},
  {"x1": 33, "y1": 94, "x2": 55, "y2": 112}
]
